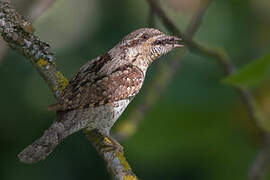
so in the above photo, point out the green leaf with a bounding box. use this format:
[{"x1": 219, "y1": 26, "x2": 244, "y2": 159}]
[{"x1": 222, "y1": 52, "x2": 270, "y2": 87}]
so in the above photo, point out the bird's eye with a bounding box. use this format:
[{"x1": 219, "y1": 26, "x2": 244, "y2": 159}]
[
  {"x1": 154, "y1": 40, "x2": 162, "y2": 45},
  {"x1": 142, "y1": 34, "x2": 149, "y2": 40}
]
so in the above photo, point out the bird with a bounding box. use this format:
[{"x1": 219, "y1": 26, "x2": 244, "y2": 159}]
[{"x1": 18, "y1": 28, "x2": 183, "y2": 164}]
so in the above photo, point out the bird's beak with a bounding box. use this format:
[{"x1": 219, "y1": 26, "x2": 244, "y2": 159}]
[
  {"x1": 153, "y1": 35, "x2": 184, "y2": 48},
  {"x1": 170, "y1": 36, "x2": 184, "y2": 48}
]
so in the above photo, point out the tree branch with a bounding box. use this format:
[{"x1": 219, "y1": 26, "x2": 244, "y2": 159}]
[
  {"x1": 0, "y1": 0, "x2": 66, "y2": 101},
  {"x1": 0, "y1": 0, "x2": 57, "y2": 64},
  {"x1": 85, "y1": 129, "x2": 138, "y2": 180},
  {"x1": 185, "y1": 0, "x2": 211, "y2": 37},
  {"x1": 0, "y1": 1, "x2": 137, "y2": 179}
]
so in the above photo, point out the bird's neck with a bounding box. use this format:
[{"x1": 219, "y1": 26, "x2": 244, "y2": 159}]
[
  {"x1": 109, "y1": 46, "x2": 154, "y2": 74},
  {"x1": 130, "y1": 54, "x2": 152, "y2": 74}
]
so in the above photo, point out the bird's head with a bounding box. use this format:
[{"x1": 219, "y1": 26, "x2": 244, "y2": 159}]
[
  {"x1": 119, "y1": 28, "x2": 183, "y2": 66},
  {"x1": 107, "y1": 28, "x2": 183, "y2": 73}
]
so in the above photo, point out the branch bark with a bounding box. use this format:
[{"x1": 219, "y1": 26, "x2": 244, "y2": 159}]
[
  {"x1": 85, "y1": 129, "x2": 138, "y2": 180},
  {"x1": 0, "y1": 1, "x2": 137, "y2": 179},
  {"x1": 0, "y1": 0, "x2": 66, "y2": 101},
  {"x1": 0, "y1": 0, "x2": 56, "y2": 64}
]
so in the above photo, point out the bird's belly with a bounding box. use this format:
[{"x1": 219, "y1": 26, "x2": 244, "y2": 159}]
[{"x1": 86, "y1": 99, "x2": 131, "y2": 134}]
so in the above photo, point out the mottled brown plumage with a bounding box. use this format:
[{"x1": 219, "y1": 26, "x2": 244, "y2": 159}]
[
  {"x1": 56, "y1": 61, "x2": 144, "y2": 110},
  {"x1": 18, "y1": 28, "x2": 183, "y2": 163}
]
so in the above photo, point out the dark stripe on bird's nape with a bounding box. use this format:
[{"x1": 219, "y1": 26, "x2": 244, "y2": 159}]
[{"x1": 91, "y1": 53, "x2": 112, "y2": 73}]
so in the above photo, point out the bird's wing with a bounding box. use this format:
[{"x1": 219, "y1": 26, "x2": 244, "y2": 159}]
[{"x1": 50, "y1": 56, "x2": 144, "y2": 111}]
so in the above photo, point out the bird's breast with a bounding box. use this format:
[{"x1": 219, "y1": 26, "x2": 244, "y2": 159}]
[{"x1": 86, "y1": 99, "x2": 131, "y2": 135}]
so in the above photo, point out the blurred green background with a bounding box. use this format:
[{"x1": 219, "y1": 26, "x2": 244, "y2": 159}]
[{"x1": 1, "y1": 0, "x2": 270, "y2": 179}]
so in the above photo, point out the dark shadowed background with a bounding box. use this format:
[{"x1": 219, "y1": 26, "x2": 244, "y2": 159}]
[{"x1": 1, "y1": 0, "x2": 270, "y2": 179}]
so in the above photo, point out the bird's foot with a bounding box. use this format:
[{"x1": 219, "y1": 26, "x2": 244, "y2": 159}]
[
  {"x1": 85, "y1": 129, "x2": 125, "y2": 167},
  {"x1": 101, "y1": 135, "x2": 124, "y2": 167}
]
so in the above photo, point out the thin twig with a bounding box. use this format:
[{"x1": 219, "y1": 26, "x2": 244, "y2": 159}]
[
  {"x1": 185, "y1": 0, "x2": 211, "y2": 37},
  {"x1": 146, "y1": 0, "x2": 263, "y2": 131},
  {"x1": 147, "y1": 0, "x2": 270, "y2": 179},
  {"x1": 248, "y1": 133, "x2": 270, "y2": 180},
  {"x1": 147, "y1": 0, "x2": 236, "y2": 74},
  {"x1": 0, "y1": 1, "x2": 137, "y2": 179}
]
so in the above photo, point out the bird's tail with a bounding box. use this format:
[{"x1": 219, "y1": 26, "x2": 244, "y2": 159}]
[
  {"x1": 18, "y1": 120, "x2": 68, "y2": 164},
  {"x1": 18, "y1": 109, "x2": 91, "y2": 164}
]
